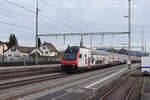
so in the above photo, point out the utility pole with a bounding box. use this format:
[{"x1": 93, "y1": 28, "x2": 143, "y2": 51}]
[
  {"x1": 101, "y1": 35, "x2": 104, "y2": 46},
  {"x1": 90, "y1": 36, "x2": 92, "y2": 49},
  {"x1": 145, "y1": 40, "x2": 146, "y2": 55},
  {"x1": 63, "y1": 36, "x2": 66, "y2": 45},
  {"x1": 2, "y1": 44, "x2": 4, "y2": 61},
  {"x1": 141, "y1": 28, "x2": 144, "y2": 54},
  {"x1": 35, "y1": 0, "x2": 39, "y2": 65},
  {"x1": 128, "y1": 0, "x2": 131, "y2": 69}
]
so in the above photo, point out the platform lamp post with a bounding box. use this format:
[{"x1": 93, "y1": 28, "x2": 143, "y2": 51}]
[{"x1": 35, "y1": 0, "x2": 39, "y2": 65}]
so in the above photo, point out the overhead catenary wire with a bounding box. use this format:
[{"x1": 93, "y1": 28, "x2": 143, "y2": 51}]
[
  {"x1": 0, "y1": 7, "x2": 54, "y2": 29},
  {"x1": 0, "y1": 21, "x2": 34, "y2": 31},
  {"x1": 0, "y1": 8, "x2": 35, "y2": 25},
  {"x1": 39, "y1": 14, "x2": 82, "y2": 32},
  {"x1": 3, "y1": 0, "x2": 82, "y2": 32},
  {"x1": 41, "y1": 0, "x2": 89, "y2": 27},
  {"x1": 0, "y1": 20, "x2": 49, "y2": 33},
  {"x1": 3, "y1": 0, "x2": 34, "y2": 13}
]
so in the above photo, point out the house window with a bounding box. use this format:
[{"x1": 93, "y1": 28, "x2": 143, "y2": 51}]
[
  {"x1": 11, "y1": 48, "x2": 16, "y2": 52},
  {"x1": 45, "y1": 51, "x2": 48, "y2": 54},
  {"x1": 43, "y1": 46, "x2": 46, "y2": 49},
  {"x1": 11, "y1": 49, "x2": 13, "y2": 52},
  {"x1": 8, "y1": 54, "x2": 12, "y2": 56}
]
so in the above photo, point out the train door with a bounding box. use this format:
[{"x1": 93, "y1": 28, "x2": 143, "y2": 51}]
[
  {"x1": 88, "y1": 57, "x2": 91, "y2": 69},
  {"x1": 102, "y1": 56, "x2": 105, "y2": 67},
  {"x1": 78, "y1": 53, "x2": 85, "y2": 67}
]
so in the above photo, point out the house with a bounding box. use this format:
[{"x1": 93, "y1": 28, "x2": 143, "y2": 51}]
[
  {"x1": 4, "y1": 42, "x2": 58, "y2": 57},
  {"x1": 0, "y1": 41, "x2": 8, "y2": 56},
  {"x1": 39, "y1": 42, "x2": 58, "y2": 56},
  {"x1": 4, "y1": 46, "x2": 35, "y2": 57},
  {"x1": 30, "y1": 48, "x2": 43, "y2": 56}
]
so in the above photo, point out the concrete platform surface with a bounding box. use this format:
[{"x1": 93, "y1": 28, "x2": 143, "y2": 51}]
[
  {"x1": 141, "y1": 77, "x2": 150, "y2": 100},
  {"x1": 36, "y1": 64, "x2": 139, "y2": 100}
]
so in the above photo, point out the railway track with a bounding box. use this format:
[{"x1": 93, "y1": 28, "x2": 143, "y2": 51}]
[
  {"x1": 0, "y1": 63, "x2": 129, "y2": 81},
  {"x1": 99, "y1": 71, "x2": 140, "y2": 100},
  {"x1": 0, "y1": 67, "x2": 61, "y2": 80},
  {"x1": 125, "y1": 80, "x2": 137, "y2": 100},
  {"x1": 0, "y1": 64, "x2": 139, "y2": 100},
  {"x1": 0, "y1": 64, "x2": 120, "y2": 91},
  {"x1": 0, "y1": 66, "x2": 60, "y2": 75},
  {"x1": 3, "y1": 64, "x2": 131, "y2": 100},
  {"x1": 0, "y1": 73, "x2": 67, "y2": 90}
]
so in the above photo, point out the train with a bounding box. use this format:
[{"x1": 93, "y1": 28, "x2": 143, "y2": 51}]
[
  {"x1": 141, "y1": 56, "x2": 150, "y2": 75},
  {"x1": 61, "y1": 46, "x2": 138, "y2": 73}
]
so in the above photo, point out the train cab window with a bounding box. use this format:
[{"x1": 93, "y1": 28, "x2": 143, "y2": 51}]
[
  {"x1": 63, "y1": 47, "x2": 79, "y2": 61},
  {"x1": 79, "y1": 54, "x2": 82, "y2": 58}
]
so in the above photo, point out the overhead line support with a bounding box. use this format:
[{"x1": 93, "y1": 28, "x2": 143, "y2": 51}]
[
  {"x1": 38, "y1": 32, "x2": 129, "y2": 37},
  {"x1": 128, "y1": 0, "x2": 131, "y2": 70},
  {"x1": 35, "y1": 0, "x2": 39, "y2": 65}
]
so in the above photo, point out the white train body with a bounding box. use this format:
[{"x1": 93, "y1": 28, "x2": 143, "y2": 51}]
[
  {"x1": 61, "y1": 46, "x2": 137, "y2": 72},
  {"x1": 141, "y1": 56, "x2": 150, "y2": 75}
]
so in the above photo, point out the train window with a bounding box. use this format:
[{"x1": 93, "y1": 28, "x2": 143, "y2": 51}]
[
  {"x1": 65, "y1": 47, "x2": 79, "y2": 53},
  {"x1": 79, "y1": 54, "x2": 82, "y2": 58},
  {"x1": 63, "y1": 53, "x2": 77, "y2": 61},
  {"x1": 85, "y1": 55, "x2": 87, "y2": 57}
]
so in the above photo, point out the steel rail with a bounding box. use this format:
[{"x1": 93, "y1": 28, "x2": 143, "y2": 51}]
[
  {"x1": 4, "y1": 64, "x2": 129, "y2": 100},
  {"x1": 99, "y1": 77, "x2": 137, "y2": 100},
  {"x1": 0, "y1": 66, "x2": 60, "y2": 75},
  {"x1": 0, "y1": 73, "x2": 67, "y2": 90},
  {"x1": 0, "y1": 68, "x2": 61, "y2": 81},
  {"x1": 125, "y1": 80, "x2": 137, "y2": 100}
]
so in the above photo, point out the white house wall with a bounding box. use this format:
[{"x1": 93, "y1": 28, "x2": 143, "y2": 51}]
[
  {"x1": 4, "y1": 47, "x2": 29, "y2": 57},
  {"x1": 0, "y1": 44, "x2": 8, "y2": 56},
  {"x1": 39, "y1": 45, "x2": 57, "y2": 56},
  {"x1": 30, "y1": 49, "x2": 43, "y2": 55}
]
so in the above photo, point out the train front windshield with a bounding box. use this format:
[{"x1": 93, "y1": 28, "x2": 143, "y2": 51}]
[{"x1": 63, "y1": 47, "x2": 79, "y2": 61}]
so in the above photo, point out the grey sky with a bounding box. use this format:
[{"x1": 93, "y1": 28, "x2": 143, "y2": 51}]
[{"x1": 0, "y1": 0, "x2": 149, "y2": 51}]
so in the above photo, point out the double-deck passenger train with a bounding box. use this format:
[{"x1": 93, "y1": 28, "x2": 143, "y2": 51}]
[{"x1": 61, "y1": 46, "x2": 138, "y2": 73}]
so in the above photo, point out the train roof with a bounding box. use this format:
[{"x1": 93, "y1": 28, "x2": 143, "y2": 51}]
[
  {"x1": 67, "y1": 46, "x2": 142, "y2": 58},
  {"x1": 90, "y1": 49, "x2": 127, "y2": 57},
  {"x1": 67, "y1": 46, "x2": 128, "y2": 57}
]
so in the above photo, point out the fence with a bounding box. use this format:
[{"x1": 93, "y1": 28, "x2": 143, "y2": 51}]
[
  {"x1": 0, "y1": 56, "x2": 61, "y2": 67},
  {"x1": 0, "y1": 57, "x2": 61, "y2": 62}
]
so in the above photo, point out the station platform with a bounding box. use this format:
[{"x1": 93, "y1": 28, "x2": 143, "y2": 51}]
[
  {"x1": 35, "y1": 64, "x2": 139, "y2": 100},
  {"x1": 141, "y1": 77, "x2": 150, "y2": 100},
  {"x1": 0, "y1": 64, "x2": 61, "y2": 71}
]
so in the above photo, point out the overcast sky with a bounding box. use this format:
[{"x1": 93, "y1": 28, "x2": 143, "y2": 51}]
[{"x1": 0, "y1": 0, "x2": 149, "y2": 52}]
